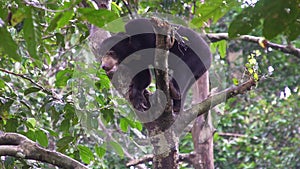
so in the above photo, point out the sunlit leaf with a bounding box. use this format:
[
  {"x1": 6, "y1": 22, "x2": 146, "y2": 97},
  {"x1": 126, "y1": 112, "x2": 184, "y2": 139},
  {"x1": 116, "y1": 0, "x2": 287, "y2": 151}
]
[
  {"x1": 212, "y1": 40, "x2": 227, "y2": 58},
  {"x1": 135, "y1": 121, "x2": 143, "y2": 131},
  {"x1": 232, "y1": 78, "x2": 239, "y2": 86},
  {"x1": 47, "y1": 13, "x2": 63, "y2": 32},
  {"x1": 27, "y1": 118, "x2": 36, "y2": 128},
  {"x1": 11, "y1": 9, "x2": 26, "y2": 27},
  {"x1": 253, "y1": 73, "x2": 259, "y2": 81},
  {"x1": 95, "y1": 144, "x2": 106, "y2": 159},
  {"x1": 57, "y1": 11, "x2": 74, "y2": 28},
  {"x1": 120, "y1": 118, "x2": 128, "y2": 132}
]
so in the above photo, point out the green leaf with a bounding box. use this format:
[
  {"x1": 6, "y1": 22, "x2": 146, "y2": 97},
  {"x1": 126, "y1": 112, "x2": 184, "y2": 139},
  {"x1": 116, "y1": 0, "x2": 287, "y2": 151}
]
[
  {"x1": 5, "y1": 118, "x2": 18, "y2": 132},
  {"x1": 96, "y1": 70, "x2": 111, "y2": 89},
  {"x1": 57, "y1": 136, "x2": 74, "y2": 148},
  {"x1": 57, "y1": 11, "x2": 74, "y2": 28},
  {"x1": 232, "y1": 78, "x2": 239, "y2": 86},
  {"x1": 78, "y1": 8, "x2": 121, "y2": 31},
  {"x1": 55, "y1": 69, "x2": 73, "y2": 87},
  {"x1": 95, "y1": 144, "x2": 106, "y2": 159},
  {"x1": 88, "y1": 115, "x2": 98, "y2": 129},
  {"x1": 135, "y1": 121, "x2": 143, "y2": 131},
  {"x1": 45, "y1": 128, "x2": 59, "y2": 137},
  {"x1": 27, "y1": 118, "x2": 36, "y2": 128},
  {"x1": 111, "y1": 2, "x2": 122, "y2": 16},
  {"x1": 0, "y1": 27, "x2": 21, "y2": 62},
  {"x1": 253, "y1": 73, "x2": 259, "y2": 81},
  {"x1": 59, "y1": 119, "x2": 70, "y2": 132},
  {"x1": 192, "y1": 0, "x2": 240, "y2": 27},
  {"x1": 46, "y1": 2, "x2": 74, "y2": 32},
  {"x1": 109, "y1": 141, "x2": 124, "y2": 158},
  {"x1": 228, "y1": 7, "x2": 261, "y2": 38},
  {"x1": 212, "y1": 40, "x2": 227, "y2": 58},
  {"x1": 36, "y1": 130, "x2": 48, "y2": 147},
  {"x1": 263, "y1": 18, "x2": 285, "y2": 40},
  {"x1": 55, "y1": 33, "x2": 65, "y2": 47},
  {"x1": 229, "y1": 0, "x2": 300, "y2": 39},
  {"x1": 78, "y1": 145, "x2": 94, "y2": 164},
  {"x1": 287, "y1": 21, "x2": 300, "y2": 41},
  {"x1": 0, "y1": 99, "x2": 14, "y2": 113},
  {"x1": 120, "y1": 118, "x2": 128, "y2": 132},
  {"x1": 261, "y1": 0, "x2": 298, "y2": 39},
  {"x1": 0, "y1": 79, "x2": 6, "y2": 88},
  {"x1": 47, "y1": 13, "x2": 63, "y2": 32},
  {"x1": 248, "y1": 68, "x2": 254, "y2": 74},
  {"x1": 64, "y1": 103, "x2": 75, "y2": 119},
  {"x1": 23, "y1": 7, "x2": 38, "y2": 59},
  {"x1": 248, "y1": 58, "x2": 257, "y2": 65},
  {"x1": 10, "y1": 9, "x2": 26, "y2": 27},
  {"x1": 101, "y1": 108, "x2": 114, "y2": 123},
  {"x1": 25, "y1": 130, "x2": 36, "y2": 141},
  {"x1": 24, "y1": 87, "x2": 41, "y2": 96}
]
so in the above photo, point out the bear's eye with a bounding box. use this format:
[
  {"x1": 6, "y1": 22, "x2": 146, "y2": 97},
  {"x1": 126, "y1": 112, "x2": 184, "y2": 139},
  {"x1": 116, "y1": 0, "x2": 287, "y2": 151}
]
[{"x1": 106, "y1": 51, "x2": 118, "y2": 58}]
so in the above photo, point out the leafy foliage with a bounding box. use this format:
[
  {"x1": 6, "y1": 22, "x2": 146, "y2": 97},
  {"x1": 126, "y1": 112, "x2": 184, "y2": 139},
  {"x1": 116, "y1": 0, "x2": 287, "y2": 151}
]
[{"x1": 229, "y1": 0, "x2": 300, "y2": 40}]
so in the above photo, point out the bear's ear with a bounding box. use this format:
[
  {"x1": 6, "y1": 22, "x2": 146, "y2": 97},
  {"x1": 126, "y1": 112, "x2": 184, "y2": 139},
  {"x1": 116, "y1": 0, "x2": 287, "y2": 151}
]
[{"x1": 99, "y1": 32, "x2": 131, "y2": 56}]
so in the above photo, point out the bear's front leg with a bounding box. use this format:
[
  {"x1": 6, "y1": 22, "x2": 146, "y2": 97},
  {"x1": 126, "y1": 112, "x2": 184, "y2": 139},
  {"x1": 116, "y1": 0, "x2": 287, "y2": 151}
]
[
  {"x1": 169, "y1": 79, "x2": 181, "y2": 100},
  {"x1": 169, "y1": 78, "x2": 182, "y2": 112},
  {"x1": 129, "y1": 85, "x2": 150, "y2": 111}
]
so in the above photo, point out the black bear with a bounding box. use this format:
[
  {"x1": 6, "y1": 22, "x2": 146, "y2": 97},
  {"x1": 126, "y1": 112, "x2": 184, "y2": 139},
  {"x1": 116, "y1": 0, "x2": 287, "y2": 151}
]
[{"x1": 100, "y1": 18, "x2": 212, "y2": 112}]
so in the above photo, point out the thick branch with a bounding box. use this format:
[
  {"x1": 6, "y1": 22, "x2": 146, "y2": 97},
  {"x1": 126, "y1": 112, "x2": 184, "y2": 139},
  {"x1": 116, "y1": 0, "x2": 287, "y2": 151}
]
[
  {"x1": 127, "y1": 153, "x2": 193, "y2": 167},
  {"x1": 126, "y1": 154, "x2": 153, "y2": 167},
  {"x1": 196, "y1": 78, "x2": 255, "y2": 116},
  {"x1": 206, "y1": 33, "x2": 300, "y2": 58},
  {"x1": 0, "y1": 132, "x2": 88, "y2": 169},
  {"x1": 151, "y1": 17, "x2": 173, "y2": 114},
  {"x1": 146, "y1": 17, "x2": 179, "y2": 169}
]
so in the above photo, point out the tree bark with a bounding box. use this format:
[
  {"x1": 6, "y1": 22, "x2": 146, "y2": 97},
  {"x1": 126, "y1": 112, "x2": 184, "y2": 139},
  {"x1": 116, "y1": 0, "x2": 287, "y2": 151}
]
[
  {"x1": 146, "y1": 17, "x2": 178, "y2": 169},
  {"x1": 0, "y1": 132, "x2": 88, "y2": 169},
  {"x1": 191, "y1": 72, "x2": 214, "y2": 169}
]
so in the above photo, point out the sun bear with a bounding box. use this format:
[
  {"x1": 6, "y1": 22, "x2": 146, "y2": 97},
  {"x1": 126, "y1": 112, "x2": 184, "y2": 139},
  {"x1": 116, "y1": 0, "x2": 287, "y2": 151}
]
[{"x1": 100, "y1": 18, "x2": 212, "y2": 112}]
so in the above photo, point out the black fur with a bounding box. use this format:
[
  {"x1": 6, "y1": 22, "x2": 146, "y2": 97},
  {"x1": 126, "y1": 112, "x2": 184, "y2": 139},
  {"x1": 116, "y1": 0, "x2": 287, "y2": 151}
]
[{"x1": 100, "y1": 19, "x2": 212, "y2": 112}]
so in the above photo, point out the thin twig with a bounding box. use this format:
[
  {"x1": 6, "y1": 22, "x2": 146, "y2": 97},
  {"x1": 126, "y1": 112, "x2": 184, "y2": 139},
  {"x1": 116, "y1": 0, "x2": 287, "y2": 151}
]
[
  {"x1": 0, "y1": 68, "x2": 51, "y2": 94},
  {"x1": 217, "y1": 132, "x2": 246, "y2": 137},
  {"x1": 122, "y1": 0, "x2": 133, "y2": 16},
  {"x1": 205, "y1": 33, "x2": 300, "y2": 58}
]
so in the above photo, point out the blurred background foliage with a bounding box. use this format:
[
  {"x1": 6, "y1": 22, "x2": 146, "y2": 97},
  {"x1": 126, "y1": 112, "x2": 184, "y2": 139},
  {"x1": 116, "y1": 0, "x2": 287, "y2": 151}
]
[{"x1": 0, "y1": 0, "x2": 299, "y2": 168}]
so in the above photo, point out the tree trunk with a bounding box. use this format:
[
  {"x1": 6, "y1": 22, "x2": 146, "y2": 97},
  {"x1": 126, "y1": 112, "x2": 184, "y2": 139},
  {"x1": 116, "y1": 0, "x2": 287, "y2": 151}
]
[{"x1": 191, "y1": 72, "x2": 214, "y2": 169}]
